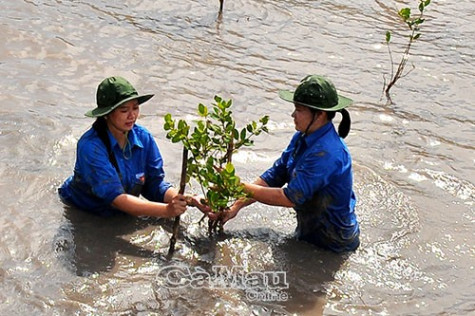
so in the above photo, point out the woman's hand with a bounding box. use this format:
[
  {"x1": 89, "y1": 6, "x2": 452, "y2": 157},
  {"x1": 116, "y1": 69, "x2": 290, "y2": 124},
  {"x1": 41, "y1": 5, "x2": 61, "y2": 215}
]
[
  {"x1": 166, "y1": 194, "x2": 187, "y2": 217},
  {"x1": 185, "y1": 194, "x2": 211, "y2": 214},
  {"x1": 218, "y1": 205, "x2": 240, "y2": 224},
  {"x1": 206, "y1": 203, "x2": 241, "y2": 224}
]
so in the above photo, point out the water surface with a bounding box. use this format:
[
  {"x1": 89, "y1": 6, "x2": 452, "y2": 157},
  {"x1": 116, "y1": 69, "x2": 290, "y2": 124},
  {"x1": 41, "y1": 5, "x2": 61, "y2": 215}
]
[{"x1": 0, "y1": 0, "x2": 473, "y2": 314}]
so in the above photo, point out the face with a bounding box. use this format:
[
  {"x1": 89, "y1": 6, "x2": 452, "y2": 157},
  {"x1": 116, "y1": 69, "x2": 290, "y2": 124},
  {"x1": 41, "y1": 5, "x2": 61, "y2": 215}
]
[
  {"x1": 291, "y1": 104, "x2": 314, "y2": 132},
  {"x1": 106, "y1": 99, "x2": 140, "y2": 134}
]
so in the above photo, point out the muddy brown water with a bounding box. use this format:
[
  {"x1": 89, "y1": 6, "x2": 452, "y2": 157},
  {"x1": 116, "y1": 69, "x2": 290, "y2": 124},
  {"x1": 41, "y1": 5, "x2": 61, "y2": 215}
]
[{"x1": 0, "y1": 0, "x2": 473, "y2": 315}]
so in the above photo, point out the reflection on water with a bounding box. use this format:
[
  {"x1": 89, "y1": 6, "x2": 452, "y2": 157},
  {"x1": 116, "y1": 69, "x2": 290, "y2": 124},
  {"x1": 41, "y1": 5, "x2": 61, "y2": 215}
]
[
  {"x1": 48, "y1": 166, "x2": 433, "y2": 315},
  {"x1": 54, "y1": 207, "x2": 349, "y2": 315},
  {"x1": 0, "y1": 0, "x2": 474, "y2": 314},
  {"x1": 54, "y1": 208, "x2": 160, "y2": 276}
]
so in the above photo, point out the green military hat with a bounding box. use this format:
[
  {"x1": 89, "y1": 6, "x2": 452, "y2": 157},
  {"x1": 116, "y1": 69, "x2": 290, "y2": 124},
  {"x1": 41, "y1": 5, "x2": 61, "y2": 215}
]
[
  {"x1": 279, "y1": 75, "x2": 352, "y2": 111},
  {"x1": 85, "y1": 76, "x2": 154, "y2": 117}
]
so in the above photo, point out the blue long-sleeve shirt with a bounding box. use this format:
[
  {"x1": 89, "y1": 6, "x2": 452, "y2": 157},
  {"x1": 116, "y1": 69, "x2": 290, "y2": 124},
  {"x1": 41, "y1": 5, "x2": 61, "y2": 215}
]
[
  {"x1": 59, "y1": 124, "x2": 172, "y2": 216},
  {"x1": 261, "y1": 122, "x2": 359, "y2": 252}
]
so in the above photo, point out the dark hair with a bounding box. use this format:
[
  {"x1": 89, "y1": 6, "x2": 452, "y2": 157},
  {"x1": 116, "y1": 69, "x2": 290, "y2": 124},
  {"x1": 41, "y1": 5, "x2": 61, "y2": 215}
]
[
  {"x1": 311, "y1": 108, "x2": 351, "y2": 139},
  {"x1": 337, "y1": 108, "x2": 351, "y2": 139},
  {"x1": 92, "y1": 117, "x2": 120, "y2": 173},
  {"x1": 92, "y1": 117, "x2": 110, "y2": 148}
]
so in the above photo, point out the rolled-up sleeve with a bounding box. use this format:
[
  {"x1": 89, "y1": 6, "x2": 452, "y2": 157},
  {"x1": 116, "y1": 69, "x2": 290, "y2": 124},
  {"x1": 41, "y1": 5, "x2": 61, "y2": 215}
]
[
  {"x1": 261, "y1": 153, "x2": 290, "y2": 188},
  {"x1": 260, "y1": 133, "x2": 301, "y2": 188}
]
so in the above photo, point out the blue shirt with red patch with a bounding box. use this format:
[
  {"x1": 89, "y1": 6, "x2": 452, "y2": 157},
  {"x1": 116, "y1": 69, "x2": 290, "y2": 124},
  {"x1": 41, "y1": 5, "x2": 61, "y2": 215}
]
[
  {"x1": 59, "y1": 124, "x2": 172, "y2": 216},
  {"x1": 260, "y1": 122, "x2": 360, "y2": 252}
]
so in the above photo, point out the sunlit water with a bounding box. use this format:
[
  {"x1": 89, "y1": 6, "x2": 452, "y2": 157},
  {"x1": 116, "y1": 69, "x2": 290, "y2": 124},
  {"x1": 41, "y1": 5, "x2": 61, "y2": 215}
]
[{"x1": 0, "y1": 0, "x2": 473, "y2": 315}]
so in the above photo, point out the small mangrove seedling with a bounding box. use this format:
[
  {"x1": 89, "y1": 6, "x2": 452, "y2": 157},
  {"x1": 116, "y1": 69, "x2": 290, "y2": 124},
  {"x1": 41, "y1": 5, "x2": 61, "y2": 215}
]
[
  {"x1": 164, "y1": 95, "x2": 269, "y2": 235},
  {"x1": 384, "y1": 0, "x2": 431, "y2": 103}
]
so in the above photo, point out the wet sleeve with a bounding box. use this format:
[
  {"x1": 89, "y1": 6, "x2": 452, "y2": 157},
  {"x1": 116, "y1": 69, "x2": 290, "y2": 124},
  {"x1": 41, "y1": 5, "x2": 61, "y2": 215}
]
[
  {"x1": 141, "y1": 134, "x2": 172, "y2": 202},
  {"x1": 260, "y1": 154, "x2": 290, "y2": 188},
  {"x1": 77, "y1": 139, "x2": 124, "y2": 205},
  {"x1": 283, "y1": 150, "x2": 338, "y2": 206},
  {"x1": 260, "y1": 134, "x2": 300, "y2": 187}
]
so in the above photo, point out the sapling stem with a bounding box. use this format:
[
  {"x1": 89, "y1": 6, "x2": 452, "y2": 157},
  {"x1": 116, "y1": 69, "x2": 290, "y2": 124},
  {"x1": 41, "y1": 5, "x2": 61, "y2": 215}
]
[{"x1": 168, "y1": 147, "x2": 188, "y2": 255}]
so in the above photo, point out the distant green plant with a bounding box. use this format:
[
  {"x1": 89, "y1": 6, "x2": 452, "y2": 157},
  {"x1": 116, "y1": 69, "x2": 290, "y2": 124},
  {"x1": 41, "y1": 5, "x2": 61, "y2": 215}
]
[
  {"x1": 164, "y1": 96, "x2": 269, "y2": 234},
  {"x1": 384, "y1": 0, "x2": 431, "y2": 103}
]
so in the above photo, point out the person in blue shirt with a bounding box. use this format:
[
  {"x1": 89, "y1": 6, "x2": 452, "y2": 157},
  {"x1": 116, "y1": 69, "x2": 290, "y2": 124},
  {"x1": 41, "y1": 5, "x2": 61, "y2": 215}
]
[
  {"x1": 59, "y1": 76, "x2": 206, "y2": 217},
  {"x1": 211, "y1": 75, "x2": 360, "y2": 253}
]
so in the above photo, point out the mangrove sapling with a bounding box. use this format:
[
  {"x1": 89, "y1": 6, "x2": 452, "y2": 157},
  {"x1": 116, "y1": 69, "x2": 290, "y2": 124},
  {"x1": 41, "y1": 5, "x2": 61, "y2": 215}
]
[
  {"x1": 164, "y1": 95, "x2": 269, "y2": 235},
  {"x1": 384, "y1": 0, "x2": 431, "y2": 103}
]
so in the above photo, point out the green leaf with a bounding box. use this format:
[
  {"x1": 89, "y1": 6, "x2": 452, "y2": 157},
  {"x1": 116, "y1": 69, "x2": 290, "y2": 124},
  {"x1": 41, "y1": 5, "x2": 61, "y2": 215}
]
[
  {"x1": 415, "y1": 18, "x2": 425, "y2": 25},
  {"x1": 232, "y1": 128, "x2": 239, "y2": 140},
  {"x1": 216, "y1": 97, "x2": 225, "y2": 110},
  {"x1": 399, "y1": 8, "x2": 411, "y2": 21},
  {"x1": 234, "y1": 175, "x2": 241, "y2": 185},
  {"x1": 197, "y1": 120, "x2": 206, "y2": 132},
  {"x1": 240, "y1": 128, "x2": 247, "y2": 140},
  {"x1": 209, "y1": 124, "x2": 220, "y2": 133},
  {"x1": 225, "y1": 122, "x2": 235, "y2": 132},
  {"x1": 386, "y1": 31, "x2": 391, "y2": 43},
  {"x1": 225, "y1": 162, "x2": 234, "y2": 174},
  {"x1": 178, "y1": 119, "x2": 187, "y2": 130},
  {"x1": 164, "y1": 114, "x2": 175, "y2": 130},
  {"x1": 171, "y1": 134, "x2": 181, "y2": 143},
  {"x1": 198, "y1": 103, "x2": 208, "y2": 117}
]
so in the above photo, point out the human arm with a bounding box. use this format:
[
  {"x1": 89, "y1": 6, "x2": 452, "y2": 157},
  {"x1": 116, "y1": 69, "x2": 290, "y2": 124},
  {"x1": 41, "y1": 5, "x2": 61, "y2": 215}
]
[
  {"x1": 216, "y1": 136, "x2": 300, "y2": 223},
  {"x1": 111, "y1": 187, "x2": 187, "y2": 218},
  {"x1": 216, "y1": 177, "x2": 294, "y2": 224},
  {"x1": 243, "y1": 182, "x2": 294, "y2": 207}
]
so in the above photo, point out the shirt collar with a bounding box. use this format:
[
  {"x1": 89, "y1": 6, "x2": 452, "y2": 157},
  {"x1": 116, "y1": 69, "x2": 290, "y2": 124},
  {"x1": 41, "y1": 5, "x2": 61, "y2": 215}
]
[
  {"x1": 108, "y1": 125, "x2": 144, "y2": 149},
  {"x1": 128, "y1": 126, "x2": 144, "y2": 149}
]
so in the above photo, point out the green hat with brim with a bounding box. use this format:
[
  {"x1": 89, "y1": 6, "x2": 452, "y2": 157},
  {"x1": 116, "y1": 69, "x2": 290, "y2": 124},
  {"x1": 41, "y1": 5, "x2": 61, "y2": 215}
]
[
  {"x1": 85, "y1": 76, "x2": 154, "y2": 118},
  {"x1": 279, "y1": 75, "x2": 352, "y2": 111}
]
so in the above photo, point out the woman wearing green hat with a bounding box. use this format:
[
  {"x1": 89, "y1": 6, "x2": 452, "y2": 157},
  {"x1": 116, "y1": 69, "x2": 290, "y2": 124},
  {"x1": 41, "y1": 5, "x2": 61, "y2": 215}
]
[
  {"x1": 211, "y1": 75, "x2": 360, "y2": 253},
  {"x1": 59, "y1": 76, "x2": 206, "y2": 217}
]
